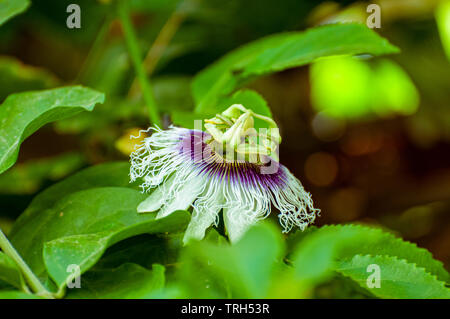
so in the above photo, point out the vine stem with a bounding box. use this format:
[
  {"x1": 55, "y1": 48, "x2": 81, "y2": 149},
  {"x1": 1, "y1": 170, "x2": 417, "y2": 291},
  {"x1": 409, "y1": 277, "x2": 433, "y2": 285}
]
[
  {"x1": 127, "y1": 0, "x2": 193, "y2": 98},
  {"x1": 117, "y1": 0, "x2": 162, "y2": 127},
  {"x1": 0, "y1": 229, "x2": 53, "y2": 298},
  {"x1": 75, "y1": 12, "x2": 112, "y2": 83}
]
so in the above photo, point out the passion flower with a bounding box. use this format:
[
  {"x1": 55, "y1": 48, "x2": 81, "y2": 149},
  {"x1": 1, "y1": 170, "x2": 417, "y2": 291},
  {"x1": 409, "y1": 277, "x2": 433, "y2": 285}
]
[{"x1": 130, "y1": 104, "x2": 319, "y2": 243}]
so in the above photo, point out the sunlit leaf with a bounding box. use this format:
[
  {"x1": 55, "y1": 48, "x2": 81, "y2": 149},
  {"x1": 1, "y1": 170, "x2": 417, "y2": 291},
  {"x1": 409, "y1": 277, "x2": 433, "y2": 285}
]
[
  {"x1": 372, "y1": 59, "x2": 420, "y2": 116},
  {"x1": 310, "y1": 56, "x2": 372, "y2": 119},
  {"x1": 193, "y1": 23, "x2": 399, "y2": 113},
  {"x1": 310, "y1": 57, "x2": 419, "y2": 119},
  {"x1": 436, "y1": 0, "x2": 450, "y2": 61}
]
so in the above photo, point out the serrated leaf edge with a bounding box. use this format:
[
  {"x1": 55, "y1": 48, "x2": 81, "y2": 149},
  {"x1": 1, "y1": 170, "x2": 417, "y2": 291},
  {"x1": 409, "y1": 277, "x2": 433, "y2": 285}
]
[
  {"x1": 316, "y1": 223, "x2": 449, "y2": 281},
  {"x1": 335, "y1": 253, "x2": 450, "y2": 298}
]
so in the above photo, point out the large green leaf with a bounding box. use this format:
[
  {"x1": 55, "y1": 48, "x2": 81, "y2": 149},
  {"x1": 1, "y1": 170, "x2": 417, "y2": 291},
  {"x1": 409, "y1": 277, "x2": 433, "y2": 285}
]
[
  {"x1": 219, "y1": 89, "x2": 272, "y2": 117},
  {"x1": 310, "y1": 57, "x2": 419, "y2": 119},
  {"x1": 0, "y1": 0, "x2": 29, "y2": 26},
  {"x1": 66, "y1": 263, "x2": 165, "y2": 299},
  {"x1": 44, "y1": 214, "x2": 187, "y2": 293},
  {"x1": 178, "y1": 222, "x2": 284, "y2": 298},
  {"x1": 336, "y1": 255, "x2": 450, "y2": 299},
  {"x1": 192, "y1": 23, "x2": 400, "y2": 112},
  {"x1": 0, "y1": 252, "x2": 25, "y2": 290},
  {"x1": 10, "y1": 186, "x2": 189, "y2": 293},
  {"x1": 290, "y1": 224, "x2": 450, "y2": 296},
  {"x1": 10, "y1": 162, "x2": 133, "y2": 234},
  {"x1": 0, "y1": 86, "x2": 105, "y2": 174}
]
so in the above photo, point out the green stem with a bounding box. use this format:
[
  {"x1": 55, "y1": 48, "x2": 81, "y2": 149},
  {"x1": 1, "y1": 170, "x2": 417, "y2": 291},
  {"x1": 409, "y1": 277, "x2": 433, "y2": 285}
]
[
  {"x1": 196, "y1": 72, "x2": 231, "y2": 113},
  {"x1": 0, "y1": 229, "x2": 53, "y2": 298},
  {"x1": 128, "y1": 0, "x2": 194, "y2": 98},
  {"x1": 117, "y1": 0, "x2": 161, "y2": 127},
  {"x1": 75, "y1": 13, "x2": 112, "y2": 83}
]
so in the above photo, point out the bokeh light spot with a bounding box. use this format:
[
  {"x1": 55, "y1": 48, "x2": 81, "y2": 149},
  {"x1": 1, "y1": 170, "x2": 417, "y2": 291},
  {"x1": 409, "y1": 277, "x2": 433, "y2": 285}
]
[
  {"x1": 311, "y1": 111, "x2": 346, "y2": 142},
  {"x1": 310, "y1": 56, "x2": 372, "y2": 119},
  {"x1": 304, "y1": 152, "x2": 338, "y2": 186},
  {"x1": 328, "y1": 187, "x2": 366, "y2": 222},
  {"x1": 310, "y1": 56, "x2": 420, "y2": 120}
]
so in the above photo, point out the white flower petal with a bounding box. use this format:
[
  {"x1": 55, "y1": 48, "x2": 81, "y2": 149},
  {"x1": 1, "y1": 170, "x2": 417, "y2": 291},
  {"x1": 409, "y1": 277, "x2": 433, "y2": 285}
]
[
  {"x1": 183, "y1": 179, "x2": 224, "y2": 244},
  {"x1": 137, "y1": 186, "x2": 166, "y2": 213},
  {"x1": 137, "y1": 173, "x2": 178, "y2": 213},
  {"x1": 156, "y1": 175, "x2": 205, "y2": 219},
  {"x1": 183, "y1": 205, "x2": 220, "y2": 244},
  {"x1": 223, "y1": 207, "x2": 261, "y2": 243}
]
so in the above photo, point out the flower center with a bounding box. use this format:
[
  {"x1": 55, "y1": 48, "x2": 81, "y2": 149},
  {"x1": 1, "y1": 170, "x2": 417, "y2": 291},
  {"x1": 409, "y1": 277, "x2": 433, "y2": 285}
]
[{"x1": 203, "y1": 104, "x2": 281, "y2": 163}]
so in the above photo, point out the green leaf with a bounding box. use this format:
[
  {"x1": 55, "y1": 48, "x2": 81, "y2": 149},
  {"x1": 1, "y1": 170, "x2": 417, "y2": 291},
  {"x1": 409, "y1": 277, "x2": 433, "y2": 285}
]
[
  {"x1": 0, "y1": 0, "x2": 30, "y2": 26},
  {"x1": 171, "y1": 89, "x2": 273, "y2": 129},
  {"x1": 178, "y1": 222, "x2": 284, "y2": 298},
  {"x1": 192, "y1": 23, "x2": 399, "y2": 113},
  {"x1": 10, "y1": 162, "x2": 134, "y2": 235},
  {"x1": 66, "y1": 263, "x2": 165, "y2": 299},
  {"x1": 291, "y1": 224, "x2": 449, "y2": 283},
  {"x1": 0, "y1": 252, "x2": 25, "y2": 290},
  {"x1": 436, "y1": 0, "x2": 450, "y2": 61},
  {"x1": 93, "y1": 234, "x2": 183, "y2": 270},
  {"x1": 10, "y1": 186, "x2": 189, "y2": 293},
  {"x1": 0, "y1": 290, "x2": 42, "y2": 299},
  {"x1": 310, "y1": 57, "x2": 419, "y2": 119},
  {"x1": 0, "y1": 86, "x2": 105, "y2": 175},
  {"x1": 170, "y1": 109, "x2": 207, "y2": 129},
  {"x1": 336, "y1": 254, "x2": 450, "y2": 299},
  {"x1": 217, "y1": 89, "x2": 273, "y2": 125}
]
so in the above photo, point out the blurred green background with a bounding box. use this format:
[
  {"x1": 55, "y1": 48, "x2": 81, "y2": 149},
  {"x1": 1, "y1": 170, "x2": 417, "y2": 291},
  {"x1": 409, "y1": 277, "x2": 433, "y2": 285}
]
[{"x1": 0, "y1": 0, "x2": 449, "y2": 271}]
